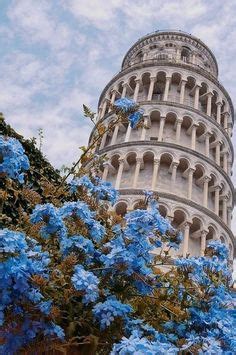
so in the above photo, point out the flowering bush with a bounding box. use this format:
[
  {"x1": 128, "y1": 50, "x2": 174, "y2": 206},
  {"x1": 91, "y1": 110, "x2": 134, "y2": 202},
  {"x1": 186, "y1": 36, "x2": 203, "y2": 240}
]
[{"x1": 0, "y1": 99, "x2": 235, "y2": 354}]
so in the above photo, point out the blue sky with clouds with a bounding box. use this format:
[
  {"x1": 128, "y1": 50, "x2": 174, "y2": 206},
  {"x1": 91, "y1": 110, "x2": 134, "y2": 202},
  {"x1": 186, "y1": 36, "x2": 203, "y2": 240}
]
[{"x1": 0, "y1": 0, "x2": 235, "y2": 233}]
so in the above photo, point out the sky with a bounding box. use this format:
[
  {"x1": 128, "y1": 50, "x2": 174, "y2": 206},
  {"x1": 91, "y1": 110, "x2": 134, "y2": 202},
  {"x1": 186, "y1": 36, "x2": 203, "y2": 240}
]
[{"x1": 0, "y1": 0, "x2": 235, "y2": 235}]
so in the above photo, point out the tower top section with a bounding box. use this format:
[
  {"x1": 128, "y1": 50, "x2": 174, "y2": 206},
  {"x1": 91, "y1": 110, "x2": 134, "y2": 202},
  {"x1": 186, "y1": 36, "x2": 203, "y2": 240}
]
[{"x1": 122, "y1": 30, "x2": 218, "y2": 78}]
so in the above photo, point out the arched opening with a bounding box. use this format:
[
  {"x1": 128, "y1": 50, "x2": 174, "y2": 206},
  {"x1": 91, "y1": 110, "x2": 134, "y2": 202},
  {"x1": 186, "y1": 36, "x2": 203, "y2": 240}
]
[
  {"x1": 196, "y1": 122, "x2": 207, "y2": 155},
  {"x1": 148, "y1": 111, "x2": 161, "y2": 140},
  {"x1": 181, "y1": 46, "x2": 191, "y2": 63},
  {"x1": 163, "y1": 112, "x2": 177, "y2": 143},
  {"x1": 176, "y1": 158, "x2": 190, "y2": 198},
  {"x1": 137, "y1": 151, "x2": 155, "y2": 190},
  {"x1": 120, "y1": 152, "x2": 137, "y2": 189},
  {"x1": 199, "y1": 82, "x2": 209, "y2": 115},
  {"x1": 141, "y1": 72, "x2": 151, "y2": 101},
  {"x1": 153, "y1": 71, "x2": 166, "y2": 101},
  {"x1": 180, "y1": 116, "x2": 193, "y2": 148},
  {"x1": 189, "y1": 217, "x2": 202, "y2": 256},
  {"x1": 169, "y1": 72, "x2": 181, "y2": 103},
  {"x1": 185, "y1": 76, "x2": 196, "y2": 107},
  {"x1": 157, "y1": 153, "x2": 173, "y2": 192},
  {"x1": 192, "y1": 164, "x2": 205, "y2": 204}
]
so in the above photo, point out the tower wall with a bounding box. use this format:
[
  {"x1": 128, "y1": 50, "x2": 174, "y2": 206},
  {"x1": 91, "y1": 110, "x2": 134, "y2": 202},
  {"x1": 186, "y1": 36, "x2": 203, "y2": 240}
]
[{"x1": 89, "y1": 30, "x2": 235, "y2": 259}]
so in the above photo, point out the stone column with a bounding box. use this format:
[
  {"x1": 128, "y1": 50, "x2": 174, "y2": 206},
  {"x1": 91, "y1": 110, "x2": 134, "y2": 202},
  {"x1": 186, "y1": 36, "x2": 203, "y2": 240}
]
[
  {"x1": 205, "y1": 132, "x2": 211, "y2": 157},
  {"x1": 171, "y1": 162, "x2": 178, "y2": 184},
  {"x1": 163, "y1": 76, "x2": 171, "y2": 101},
  {"x1": 175, "y1": 118, "x2": 183, "y2": 144},
  {"x1": 147, "y1": 76, "x2": 156, "y2": 101},
  {"x1": 194, "y1": 85, "x2": 200, "y2": 109},
  {"x1": 222, "y1": 196, "x2": 228, "y2": 224},
  {"x1": 200, "y1": 230, "x2": 207, "y2": 256},
  {"x1": 151, "y1": 159, "x2": 160, "y2": 190},
  {"x1": 187, "y1": 168, "x2": 195, "y2": 199},
  {"x1": 179, "y1": 79, "x2": 187, "y2": 104},
  {"x1": 215, "y1": 141, "x2": 221, "y2": 165},
  {"x1": 100, "y1": 128, "x2": 108, "y2": 149},
  {"x1": 227, "y1": 208, "x2": 232, "y2": 229},
  {"x1": 203, "y1": 176, "x2": 210, "y2": 208},
  {"x1": 101, "y1": 99, "x2": 108, "y2": 118},
  {"x1": 223, "y1": 113, "x2": 229, "y2": 130},
  {"x1": 125, "y1": 124, "x2": 131, "y2": 142},
  {"x1": 214, "y1": 185, "x2": 220, "y2": 215},
  {"x1": 183, "y1": 222, "x2": 190, "y2": 257},
  {"x1": 121, "y1": 83, "x2": 128, "y2": 98},
  {"x1": 111, "y1": 124, "x2": 119, "y2": 145},
  {"x1": 191, "y1": 124, "x2": 197, "y2": 150},
  {"x1": 223, "y1": 152, "x2": 228, "y2": 173},
  {"x1": 158, "y1": 116, "x2": 165, "y2": 141},
  {"x1": 140, "y1": 116, "x2": 148, "y2": 140},
  {"x1": 132, "y1": 157, "x2": 142, "y2": 188},
  {"x1": 115, "y1": 158, "x2": 125, "y2": 189},
  {"x1": 102, "y1": 164, "x2": 109, "y2": 181},
  {"x1": 133, "y1": 79, "x2": 141, "y2": 101},
  {"x1": 206, "y1": 92, "x2": 213, "y2": 116},
  {"x1": 108, "y1": 90, "x2": 117, "y2": 112},
  {"x1": 216, "y1": 101, "x2": 222, "y2": 124}
]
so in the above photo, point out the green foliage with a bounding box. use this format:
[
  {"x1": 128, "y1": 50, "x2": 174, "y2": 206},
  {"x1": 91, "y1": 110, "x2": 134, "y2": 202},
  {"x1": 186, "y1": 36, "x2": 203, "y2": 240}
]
[{"x1": 0, "y1": 116, "x2": 62, "y2": 228}]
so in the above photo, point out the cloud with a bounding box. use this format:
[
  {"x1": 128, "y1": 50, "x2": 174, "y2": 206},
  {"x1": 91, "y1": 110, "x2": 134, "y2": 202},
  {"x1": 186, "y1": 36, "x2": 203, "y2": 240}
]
[{"x1": 0, "y1": 0, "x2": 235, "y2": 236}]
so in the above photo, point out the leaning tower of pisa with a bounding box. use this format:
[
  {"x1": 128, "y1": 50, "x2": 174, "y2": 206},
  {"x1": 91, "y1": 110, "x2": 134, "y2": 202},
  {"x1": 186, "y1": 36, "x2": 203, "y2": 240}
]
[{"x1": 89, "y1": 30, "x2": 235, "y2": 259}]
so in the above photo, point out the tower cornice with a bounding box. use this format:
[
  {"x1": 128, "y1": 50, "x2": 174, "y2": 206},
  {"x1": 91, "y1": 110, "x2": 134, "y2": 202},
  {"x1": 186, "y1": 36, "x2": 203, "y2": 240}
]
[{"x1": 121, "y1": 30, "x2": 218, "y2": 76}]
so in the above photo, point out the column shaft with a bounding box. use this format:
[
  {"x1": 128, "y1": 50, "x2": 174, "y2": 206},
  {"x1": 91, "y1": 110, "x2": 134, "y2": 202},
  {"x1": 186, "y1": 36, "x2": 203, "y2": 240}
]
[
  {"x1": 187, "y1": 169, "x2": 194, "y2": 199},
  {"x1": 215, "y1": 142, "x2": 221, "y2": 165},
  {"x1": 158, "y1": 117, "x2": 165, "y2": 141},
  {"x1": 216, "y1": 102, "x2": 222, "y2": 124},
  {"x1": 163, "y1": 77, "x2": 171, "y2": 101},
  {"x1": 151, "y1": 160, "x2": 160, "y2": 190},
  {"x1": 132, "y1": 159, "x2": 141, "y2": 188},
  {"x1": 111, "y1": 125, "x2": 119, "y2": 145},
  {"x1": 206, "y1": 93, "x2": 213, "y2": 116},
  {"x1": 214, "y1": 186, "x2": 220, "y2": 215},
  {"x1": 102, "y1": 165, "x2": 109, "y2": 181},
  {"x1": 115, "y1": 160, "x2": 124, "y2": 189},
  {"x1": 133, "y1": 79, "x2": 140, "y2": 101},
  {"x1": 125, "y1": 124, "x2": 132, "y2": 142},
  {"x1": 203, "y1": 177, "x2": 209, "y2": 208},
  {"x1": 183, "y1": 223, "x2": 190, "y2": 257},
  {"x1": 191, "y1": 125, "x2": 197, "y2": 150},
  {"x1": 200, "y1": 231, "x2": 207, "y2": 256},
  {"x1": 179, "y1": 80, "x2": 187, "y2": 104},
  {"x1": 175, "y1": 119, "x2": 182, "y2": 143},
  {"x1": 147, "y1": 77, "x2": 156, "y2": 101},
  {"x1": 194, "y1": 85, "x2": 200, "y2": 109}
]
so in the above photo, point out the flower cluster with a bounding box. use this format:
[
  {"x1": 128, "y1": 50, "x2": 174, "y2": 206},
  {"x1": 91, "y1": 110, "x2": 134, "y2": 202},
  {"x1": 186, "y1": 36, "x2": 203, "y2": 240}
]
[
  {"x1": 93, "y1": 298, "x2": 133, "y2": 329},
  {"x1": 71, "y1": 265, "x2": 99, "y2": 304},
  {"x1": 0, "y1": 229, "x2": 64, "y2": 353},
  {"x1": 111, "y1": 330, "x2": 178, "y2": 354},
  {"x1": 59, "y1": 201, "x2": 105, "y2": 242},
  {"x1": 70, "y1": 175, "x2": 119, "y2": 205},
  {"x1": 30, "y1": 203, "x2": 66, "y2": 239},
  {"x1": 0, "y1": 135, "x2": 29, "y2": 183},
  {"x1": 113, "y1": 98, "x2": 144, "y2": 128}
]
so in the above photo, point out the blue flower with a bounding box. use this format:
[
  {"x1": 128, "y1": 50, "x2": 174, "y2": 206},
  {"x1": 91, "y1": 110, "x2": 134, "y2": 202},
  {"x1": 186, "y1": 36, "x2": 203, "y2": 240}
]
[
  {"x1": 71, "y1": 265, "x2": 99, "y2": 304},
  {"x1": 0, "y1": 136, "x2": 30, "y2": 183},
  {"x1": 93, "y1": 298, "x2": 132, "y2": 329},
  {"x1": 128, "y1": 109, "x2": 144, "y2": 128},
  {"x1": 31, "y1": 203, "x2": 66, "y2": 239},
  {"x1": 113, "y1": 98, "x2": 136, "y2": 113}
]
